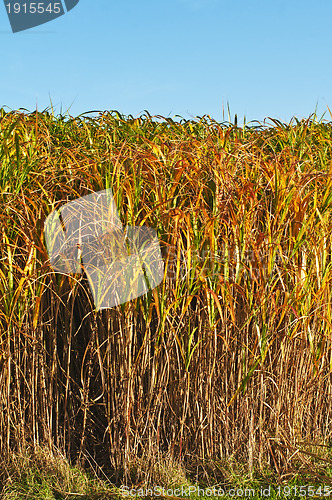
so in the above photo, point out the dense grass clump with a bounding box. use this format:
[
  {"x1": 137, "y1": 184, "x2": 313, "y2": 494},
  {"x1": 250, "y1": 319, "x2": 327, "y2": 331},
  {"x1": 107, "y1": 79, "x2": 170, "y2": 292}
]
[{"x1": 1, "y1": 107, "x2": 332, "y2": 492}]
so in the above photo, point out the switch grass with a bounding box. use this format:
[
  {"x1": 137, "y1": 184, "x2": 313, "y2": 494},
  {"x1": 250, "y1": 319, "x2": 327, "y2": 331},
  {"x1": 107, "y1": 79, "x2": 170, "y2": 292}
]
[{"x1": 0, "y1": 106, "x2": 332, "y2": 491}]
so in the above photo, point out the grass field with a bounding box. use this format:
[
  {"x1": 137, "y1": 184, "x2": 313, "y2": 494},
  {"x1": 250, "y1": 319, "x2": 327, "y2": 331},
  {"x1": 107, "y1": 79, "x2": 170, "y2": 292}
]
[{"x1": 1, "y1": 107, "x2": 332, "y2": 498}]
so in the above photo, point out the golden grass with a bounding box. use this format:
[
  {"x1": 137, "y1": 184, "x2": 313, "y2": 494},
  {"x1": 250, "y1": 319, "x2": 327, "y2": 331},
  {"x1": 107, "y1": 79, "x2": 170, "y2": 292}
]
[{"x1": 0, "y1": 107, "x2": 332, "y2": 486}]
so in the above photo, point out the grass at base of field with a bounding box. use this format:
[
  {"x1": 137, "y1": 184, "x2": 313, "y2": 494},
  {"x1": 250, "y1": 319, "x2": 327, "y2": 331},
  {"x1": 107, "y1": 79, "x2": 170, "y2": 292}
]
[{"x1": 1, "y1": 446, "x2": 332, "y2": 500}]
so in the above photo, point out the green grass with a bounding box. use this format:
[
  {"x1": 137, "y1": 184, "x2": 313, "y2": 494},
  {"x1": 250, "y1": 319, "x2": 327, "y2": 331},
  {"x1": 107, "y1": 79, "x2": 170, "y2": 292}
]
[
  {"x1": 0, "y1": 446, "x2": 118, "y2": 499},
  {"x1": 2, "y1": 446, "x2": 332, "y2": 499}
]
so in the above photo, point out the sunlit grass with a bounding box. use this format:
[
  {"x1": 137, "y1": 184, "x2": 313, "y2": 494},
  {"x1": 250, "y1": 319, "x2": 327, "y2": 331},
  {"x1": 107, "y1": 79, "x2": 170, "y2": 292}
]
[{"x1": 1, "y1": 106, "x2": 332, "y2": 492}]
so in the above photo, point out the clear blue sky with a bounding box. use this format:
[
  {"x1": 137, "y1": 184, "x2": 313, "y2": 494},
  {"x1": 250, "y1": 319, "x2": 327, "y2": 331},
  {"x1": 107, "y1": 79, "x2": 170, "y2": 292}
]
[{"x1": 1, "y1": 0, "x2": 332, "y2": 125}]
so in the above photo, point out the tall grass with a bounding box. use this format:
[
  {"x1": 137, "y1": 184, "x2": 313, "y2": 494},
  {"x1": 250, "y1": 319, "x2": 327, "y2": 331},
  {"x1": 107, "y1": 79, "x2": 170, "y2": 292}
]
[{"x1": 1, "y1": 107, "x2": 332, "y2": 488}]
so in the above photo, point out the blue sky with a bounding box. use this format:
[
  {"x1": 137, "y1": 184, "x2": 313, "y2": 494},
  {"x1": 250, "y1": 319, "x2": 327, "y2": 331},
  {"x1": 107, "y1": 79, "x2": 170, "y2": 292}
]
[{"x1": 1, "y1": 0, "x2": 332, "y2": 125}]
